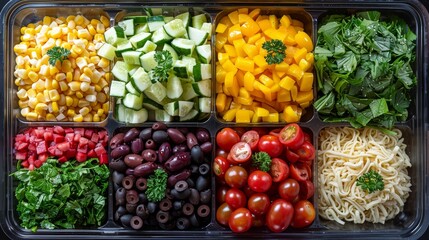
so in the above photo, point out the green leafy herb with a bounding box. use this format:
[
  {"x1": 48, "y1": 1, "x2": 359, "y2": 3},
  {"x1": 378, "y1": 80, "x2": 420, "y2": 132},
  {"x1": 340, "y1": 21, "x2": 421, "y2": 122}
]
[
  {"x1": 262, "y1": 39, "x2": 286, "y2": 65},
  {"x1": 251, "y1": 151, "x2": 272, "y2": 172},
  {"x1": 356, "y1": 169, "x2": 385, "y2": 193},
  {"x1": 149, "y1": 50, "x2": 173, "y2": 82},
  {"x1": 314, "y1": 11, "x2": 417, "y2": 129},
  {"x1": 146, "y1": 168, "x2": 168, "y2": 202},
  {"x1": 11, "y1": 158, "x2": 109, "y2": 231},
  {"x1": 47, "y1": 46, "x2": 71, "y2": 66}
]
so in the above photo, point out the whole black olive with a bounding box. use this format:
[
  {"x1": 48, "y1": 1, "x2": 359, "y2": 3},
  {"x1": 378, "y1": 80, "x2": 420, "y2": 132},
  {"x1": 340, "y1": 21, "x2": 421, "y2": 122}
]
[
  {"x1": 196, "y1": 176, "x2": 209, "y2": 191},
  {"x1": 186, "y1": 178, "x2": 195, "y2": 188},
  {"x1": 139, "y1": 193, "x2": 148, "y2": 205},
  {"x1": 172, "y1": 143, "x2": 187, "y2": 153},
  {"x1": 188, "y1": 188, "x2": 200, "y2": 205},
  {"x1": 131, "y1": 138, "x2": 144, "y2": 154},
  {"x1": 152, "y1": 130, "x2": 169, "y2": 144},
  {"x1": 190, "y1": 146, "x2": 204, "y2": 164},
  {"x1": 170, "y1": 188, "x2": 191, "y2": 200},
  {"x1": 130, "y1": 215, "x2": 143, "y2": 230},
  {"x1": 124, "y1": 128, "x2": 140, "y2": 143},
  {"x1": 173, "y1": 200, "x2": 184, "y2": 210},
  {"x1": 147, "y1": 202, "x2": 157, "y2": 214},
  {"x1": 124, "y1": 154, "x2": 144, "y2": 168},
  {"x1": 158, "y1": 142, "x2": 172, "y2": 163},
  {"x1": 145, "y1": 139, "x2": 157, "y2": 150},
  {"x1": 112, "y1": 171, "x2": 124, "y2": 185},
  {"x1": 114, "y1": 206, "x2": 127, "y2": 221},
  {"x1": 200, "y1": 189, "x2": 211, "y2": 204},
  {"x1": 109, "y1": 159, "x2": 127, "y2": 173},
  {"x1": 141, "y1": 149, "x2": 157, "y2": 162},
  {"x1": 115, "y1": 187, "x2": 126, "y2": 206},
  {"x1": 196, "y1": 128, "x2": 210, "y2": 143},
  {"x1": 186, "y1": 132, "x2": 198, "y2": 150},
  {"x1": 110, "y1": 133, "x2": 125, "y2": 149},
  {"x1": 152, "y1": 121, "x2": 167, "y2": 130},
  {"x1": 111, "y1": 145, "x2": 130, "y2": 159},
  {"x1": 139, "y1": 128, "x2": 152, "y2": 141},
  {"x1": 120, "y1": 214, "x2": 133, "y2": 227},
  {"x1": 200, "y1": 142, "x2": 213, "y2": 154},
  {"x1": 167, "y1": 128, "x2": 186, "y2": 144}
]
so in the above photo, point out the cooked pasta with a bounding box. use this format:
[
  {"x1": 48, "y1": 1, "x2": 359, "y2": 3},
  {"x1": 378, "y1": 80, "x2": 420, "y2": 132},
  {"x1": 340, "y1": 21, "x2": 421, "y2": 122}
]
[{"x1": 317, "y1": 127, "x2": 412, "y2": 224}]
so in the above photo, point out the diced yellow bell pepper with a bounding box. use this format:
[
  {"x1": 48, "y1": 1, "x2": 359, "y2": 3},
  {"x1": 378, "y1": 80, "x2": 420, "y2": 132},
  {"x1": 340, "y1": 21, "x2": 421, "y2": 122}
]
[
  {"x1": 236, "y1": 70, "x2": 245, "y2": 87},
  {"x1": 224, "y1": 44, "x2": 237, "y2": 58},
  {"x1": 216, "y1": 64, "x2": 227, "y2": 83},
  {"x1": 280, "y1": 15, "x2": 291, "y2": 28},
  {"x1": 228, "y1": 11, "x2": 240, "y2": 25},
  {"x1": 242, "y1": 44, "x2": 258, "y2": 58},
  {"x1": 223, "y1": 108, "x2": 238, "y2": 121},
  {"x1": 283, "y1": 105, "x2": 300, "y2": 123},
  {"x1": 218, "y1": 52, "x2": 229, "y2": 64},
  {"x1": 253, "y1": 54, "x2": 268, "y2": 69},
  {"x1": 300, "y1": 72, "x2": 313, "y2": 91},
  {"x1": 287, "y1": 64, "x2": 304, "y2": 80},
  {"x1": 299, "y1": 59, "x2": 311, "y2": 72},
  {"x1": 228, "y1": 24, "x2": 243, "y2": 44},
  {"x1": 249, "y1": 89, "x2": 264, "y2": 99},
  {"x1": 264, "y1": 28, "x2": 286, "y2": 41},
  {"x1": 241, "y1": 18, "x2": 260, "y2": 37},
  {"x1": 239, "y1": 87, "x2": 251, "y2": 98},
  {"x1": 249, "y1": 9, "x2": 261, "y2": 20},
  {"x1": 277, "y1": 88, "x2": 291, "y2": 102},
  {"x1": 233, "y1": 38, "x2": 246, "y2": 57},
  {"x1": 291, "y1": 85, "x2": 298, "y2": 101},
  {"x1": 292, "y1": 19, "x2": 304, "y2": 28},
  {"x1": 296, "y1": 90, "x2": 313, "y2": 104},
  {"x1": 247, "y1": 33, "x2": 261, "y2": 44},
  {"x1": 216, "y1": 23, "x2": 228, "y2": 33},
  {"x1": 293, "y1": 47, "x2": 307, "y2": 65},
  {"x1": 263, "y1": 112, "x2": 279, "y2": 122},
  {"x1": 279, "y1": 76, "x2": 295, "y2": 90},
  {"x1": 270, "y1": 83, "x2": 280, "y2": 93},
  {"x1": 216, "y1": 82, "x2": 223, "y2": 93},
  {"x1": 299, "y1": 101, "x2": 311, "y2": 108},
  {"x1": 235, "y1": 57, "x2": 254, "y2": 72},
  {"x1": 216, "y1": 33, "x2": 228, "y2": 50},
  {"x1": 257, "y1": 19, "x2": 272, "y2": 32},
  {"x1": 236, "y1": 109, "x2": 253, "y2": 123},
  {"x1": 234, "y1": 96, "x2": 253, "y2": 106},
  {"x1": 222, "y1": 59, "x2": 238, "y2": 73},
  {"x1": 216, "y1": 93, "x2": 227, "y2": 112},
  {"x1": 295, "y1": 31, "x2": 313, "y2": 51},
  {"x1": 269, "y1": 15, "x2": 279, "y2": 29},
  {"x1": 259, "y1": 74, "x2": 274, "y2": 87},
  {"x1": 225, "y1": 72, "x2": 239, "y2": 97},
  {"x1": 261, "y1": 103, "x2": 278, "y2": 113},
  {"x1": 275, "y1": 62, "x2": 290, "y2": 72}
]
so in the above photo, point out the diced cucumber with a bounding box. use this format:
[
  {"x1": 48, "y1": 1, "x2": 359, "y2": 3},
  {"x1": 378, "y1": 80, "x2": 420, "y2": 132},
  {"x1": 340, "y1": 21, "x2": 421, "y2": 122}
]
[
  {"x1": 97, "y1": 43, "x2": 116, "y2": 61},
  {"x1": 144, "y1": 81, "x2": 167, "y2": 103},
  {"x1": 131, "y1": 67, "x2": 151, "y2": 92},
  {"x1": 142, "y1": 97, "x2": 163, "y2": 110},
  {"x1": 115, "y1": 41, "x2": 133, "y2": 57},
  {"x1": 110, "y1": 80, "x2": 126, "y2": 97},
  {"x1": 196, "y1": 44, "x2": 211, "y2": 63},
  {"x1": 164, "y1": 16, "x2": 174, "y2": 23},
  {"x1": 139, "y1": 51, "x2": 157, "y2": 72},
  {"x1": 122, "y1": 51, "x2": 142, "y2": 65},
  {"x1": 144, "y1": 8, "x2": 163, "y2": 16},
  {"x1": 141, "y1": 40, "x2": 157, "y2": 53},
  {"x1": 198, "y1": 97, "x2": 211, "y2": 113},
  {"x1": 164, "y1": 101, "x2": 179, "y2": 116},
  {"x1": 116, "y1": 104, "x2": 126, "y2": 122},
  {"x1": 104, "y1": 26, "x2": 126, "y2": 46},
  {"x1": 178, "y1": 101, "x2": 194, "y2": 117},
  {"x1": 162, "y1": 44, "x2": 179, "y2": 62},
  {"x1": 182, "y1": 56, "x2": 197, "y2": 76},
  {"x1": 126, "y1": 81, "x2": 139, "y2": 95},
  {"x1": 192, "y1": 79, "x2": 211, "y2": 97},
  {"x1": 171, "y1": 38, "x2": 195, "y2": 56},
  {"x1": 200, "y1": 22, "x2": 213, "y2": 36},
  {"x1": 148, "y1": 16, "x2": 165, "y2": 32},
  {"x1": 111, "y1": 61, "x2": 129, "y2": 82},
  {"x1": 128, "y1": 65, "x2": 139, "y2": 76},
  {"x1": 192, "y1": 14, "x2": 207, "y2": 29},
  {"x1": 180, "y1": 83, "x2": 198, "y2": 100},
  {"x1": 123, "y1": 93, "x2": 143, "y2": 110},
  {"x1": 118, "y1": 19, "x2": 135, "y2": 36},
  {"x1": 163, "y1": 19, "x2": 186, "y2": 38},
  {"x1": 129, "y1": 31, "x2": 152, "y2": 49},
  {"x1": 124, "y1": 16, "x2": 148, "y2": 24},
  {"x1": 180, "y1": 109, "x2": 198, "y2": 121},
  {"x1": 155, "y1": 109, "x2": 173, "y2": 121},
  {"x1": 187, "y1": 26, "x2": 208, "y2": 45},
  {"x1": 151, "y1": 27, "x2": 172, "y2": 44},
  {"x1": 167, "y1": 76, "x2": 183, "y2": 99},
  {"x1": 129, "y1": 108, "x2": 148, "y2": 123},
  {"x1": 135, "y1": 24, "x2": 149, "y2": 34},
  {"x1": 173, "y1": 60, "x2": 188, "y2": 78},
  {"x1": 175, "y1": 12, "x2": 191, "y2": 28},
  {"x1": 193, "y1": 64, "x2": 212, "y2": 81}
]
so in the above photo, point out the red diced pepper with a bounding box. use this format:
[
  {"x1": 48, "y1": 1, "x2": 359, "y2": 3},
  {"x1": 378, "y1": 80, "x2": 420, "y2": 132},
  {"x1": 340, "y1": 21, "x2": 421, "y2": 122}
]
[
  {"x1": 76, "y1": 152, "x2": 87, "y2": 162},
  {"x1": 36, "y1": 141, "x2": 47, "y2": 154},
  {"x1": 53, "y1": 126, "x2": 65, "y2": 135},
  {"x1": 58, "y1": 156, "x2": 68, "y2": 163},
  {"x1": 99, "y1": 153, "x2": 108, "y2": 164}
]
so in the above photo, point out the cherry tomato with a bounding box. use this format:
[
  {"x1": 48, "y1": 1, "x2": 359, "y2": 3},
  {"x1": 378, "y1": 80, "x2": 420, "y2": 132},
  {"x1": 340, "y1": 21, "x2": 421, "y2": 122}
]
[
  {"x1": 213, "y1": 156, "x2": 230, "y2": 179},
  {"x1": 270, "y1": 158, "x2": 289, "y2": 182},
  {"x1": 225, "y1": 188, "x2": 247, "y2": 209},
  {"x1": 233, "y1": 127, "x2": 247, "y2": 137},
  {"x1": 290, "y1": 162, "x2": 311, "y2": 182},
  {"x1": 304, "y1": 132, "x2": 312, "y2": 142},
  {"x1": 252, "y1": 213, "x2": 265, "y2": 228},
  {"x1": 228, "y1": 208, "x2": 252, "y2": 233},
  {"x1": 215, "y1": 148, "x2": 228, "y2": 159},
  {"x1": 299, "y1": 180, "x2": 315, "y2": 200},
  {"x1": 258, "y1": 135, "x2": 283, "y2": 158},
  {"x1": 296, "y1": 141, "x2": 315, "y2": 162},
  {"x1": 216, "y1": 185, "x2": 229, "y2": 203},
  {"x1": 290, "y1": 200, "x2": 315, "y2": 228},
  {"x1": 269, "y1": 128, "x2": 282, "y2": 137},
  {"x1": 252, "y1": 127, "x2": 268, "y2": 137},
  {"x1": 226, "y1": 152, "x2": 240, "y2": 165},
  {"x1": 247, "y1": 193, "x2": 270, "y2": 216},
  {"x1": 279, "y1": 123, "x2": 304, "y2": 150},
  {"x1": 265, "y1": 199, "x2": 294, "y2": 232},
  {"x1": 285, "y1": 148, "x2": 300, "y2": 163},
  {"x1": 225, "y1": 166, "x2": 248, "y2": 188},
  {"x1": 216, "y1": 202, "x2": 232, "y2": 226},
  {"x1": 278, "y1": 178, "x2": 300, "y2": 201},
  {"x1": 242, "y1": 185, "x2": 256, "y2": 198},
  {"x1": 216, "y1": 128, "x2": 240, "y2": 151},
  {"x1": 241, "y1": 130, "x2": 259, "y2": 150},
  {"x1": 248, "y1": 170, "x2": 272, "y2": 193},
  {"x1": 230, "y1": 142, "x2": 252, "y2": 163}
]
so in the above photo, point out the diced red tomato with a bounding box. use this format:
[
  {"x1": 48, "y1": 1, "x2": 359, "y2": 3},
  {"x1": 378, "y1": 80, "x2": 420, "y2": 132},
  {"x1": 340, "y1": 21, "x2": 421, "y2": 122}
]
[
  {"x1": 78, "y1": 137, "x2": 89, "y2": 147},
  {"x1": 58, "y1": 156, "x2": 68, "y2": 163},
  {"x1": 87, "y1": 140, "x2": 96, "y2": 150},
  {"x1": 28, "y1": 143, "x2": 36, "y2": 152},
  {"x1": 74, "y1": 128, "x2": 85, "y2": 136},
  {"x1": 34, "y1": 128, "x2": 44, "y2": 139},
  {"x1": 77, "y1": 144, "x2": 88, "y2": 153},
  {"x1": 90, "y1": 133, "x2": 99, "y2": 143},
  {"x1": 56, "y1": 142, "x2": 70, "y2": 152},
  {"x1": 53, "y1": 134, "x2": 65, "y2": 143},
  {"x1": 43, "y1": 131, "x2": 54, "y2": 141},
  {"x1": 65, "y1": 149, "x2": 77, "y2": 159},
  {"x1": 21, "y1": 160, "x2": 29, "y2": 168},
  {"x1": 84, "y1": 129, "x2": 94, "y2": 139},
  {"x1": 65, "y1": 133, "x2": 75, "y2": 142},
  {"x1": 99, "y1": 153, "x2": 108, "y2": 164},
  {"x1": 73, "y1": 133, "x2": 82, "y2": 143},
  {"x1": 76, "y1": 152, "x2": 87, "y2": 162},
  {"x1": 16, "y1": 142, "x2": 29, "y2": 151},
  {"x1": 34, "y1": 159, "x2": 43, "y2": 168},
  {"x1": 15, "y1": 151, "x2": 27, "y2": 160},
  {"x1": 15, "y1": 134, "x2": 27, "y2": 142},
  {"x1": 64, "y1": 127, "x2": 74, "y2": 133},
  {"x1": 87, "y1": 149, "x2": 97, "y2": 158},
  {"x1": 36, "y1": 141, "x2": 47, "y2": 154},
  {"x1": 94, "y1": 145, "x2": 107, "y2": 155},
  {"x1": 53, "y1": 126, "x2": 65, "y2": 135}
]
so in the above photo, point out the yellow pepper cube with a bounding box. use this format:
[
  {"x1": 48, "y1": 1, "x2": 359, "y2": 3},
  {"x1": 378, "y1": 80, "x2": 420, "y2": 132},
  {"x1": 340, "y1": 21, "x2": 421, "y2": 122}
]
[
  {"x1": 235, "y1": 109, "x2": 253, "y2": 123},
  {"x1": 239, "y1": 87, "x2": 250, "y2": 99},
  {"x1": 277, "y1": 88, "x2": 291, "y2": 102},
  {"x1": 222, "y1": 59, "x2": 237, "y2": 73},
  {"x1": 300, "y1": 72, "x2": 313, "y2": 91},
  {"x1": 228, "y1": 11, "x2": 240, "y2": 25},
  {"x1": 243, "y1": 72, "x2": 255, "y2": 92},
  {"x1": 287, "y1": 64, "x2": 304, "y2": 80},
  {"x1": 293, "y1": 47, "x2": 307, "y2": 65},
  {"x1": 222, "y1": 108, "x2": 238, "y2": 121},
  {"x1": 257, "y1": 19, "x2": 272, "y2": 32},
  {"x1": 232, "y1": 38, "x2": 246, "y2": 57},
  {"x1": 283, "y1": 105, "x2": 301, "y2": 123},
  {"x1": 242, "y1": 44, "x2": 258, "y2": 58},
  {"x1": 234, "y1": 96, "x2": 253, "y2": 106},
  {"x1": 216, "y1": 93, "x2": 227, "y2": 112},
  {"x1": 247, "y1": 33, "x2": 261, "y2": 44},
  {"x1": 263, "y1": 112, "x2": 279, "y2": 122},
  {"x1": 215, "y1": 33, "x2": 228, "y2": 50},
  {"x1": 279, "y1": 76, "x2": 296, "y2": 90},
  {"x1": 259, "y1": 74, "x2": 274, "y2": 88},
  {"x1": 264, "y1": 28, "x2": 286, "y2": 42},
  {"x1": 216, "y1": 64, "x2": 227, "y2": 83},
  {"x1": 295, "y1": 31, "x2": 313, "y2": 52},
  {"x1": 235, "y1": 57, "x2": 254, "y2": 72},
  {"x1": 275, "y1": 62, "x2": 290, "y2": 73},
  {"x1": 228, "y1": 24, "x2": 243, "y2": 44},
  {"x1": 253, "y1": 54, "x2": 268, "y2": 69},
  {"x1": 299, "y1": 59, "x2": 311, "y2": 72},
  {"x1": 249, "y1": 9, "x2": 261, "y2": 20},
  {"x1": 280, "y1": 15, "x2": 291, "y2": 28},
  {"x1": 296, "y1": 90, "x2": 314, "y2": 104},
  {"x1": 291, "y1": 85, "x2": 298, "y2": 101},
  {"x1": 216, "y1": 23, "x2": 228, "y2": 33},
  {"x1": 224, "y1": 44, "x2": 237, "y2": 58}
]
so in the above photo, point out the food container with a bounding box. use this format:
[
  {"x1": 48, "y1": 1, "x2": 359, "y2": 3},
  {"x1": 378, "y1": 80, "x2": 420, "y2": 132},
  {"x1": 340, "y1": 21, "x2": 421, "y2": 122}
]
[{"x1": 1, "y1": 0, "x2": 428, "y2": 239}]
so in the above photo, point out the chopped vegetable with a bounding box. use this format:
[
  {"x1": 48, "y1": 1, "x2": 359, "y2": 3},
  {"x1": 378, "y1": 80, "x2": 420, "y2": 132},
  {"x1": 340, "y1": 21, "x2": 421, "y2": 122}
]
[
  {"x1": 149, "y1": 50, "x2": 173, "y2": 82},
  {"x1": 251, "y1": 151, "x2": 272, "y2": 172},
  {"x1": 12, "y1": 158, "x2": 110, "y2": 231},
  {"x1": 47, "y1": 46, "x2": 71, "y2": 66},
  {"x1": 314, "y1": 11, "x2": 416, "y2": 128},
  {"x1": 356, "y1": 169, "x2": 385, "y2": 193},
  {"x1": 146, "y1": 168, "x2": 168, "y2": 202},
  {"x1": 262, "y1": 39, "x2": 286, "y2": 65}
]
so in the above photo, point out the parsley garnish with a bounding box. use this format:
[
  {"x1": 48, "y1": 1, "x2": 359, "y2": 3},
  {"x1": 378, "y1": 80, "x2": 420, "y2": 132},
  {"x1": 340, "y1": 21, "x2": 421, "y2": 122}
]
[
  {"x1": 262, "y1": 39, "x2": 287, "y2": 65},
  {"x1": 46, "y1": 46, "x2": 71, "y2": 66},
  {"x1": 149, "y1": 50, "x2": 173, "y2": 82},
  {"x1": 251, "y1": 151, "x2": 272, "y2": 172},
  {"x1": 146, "y1": 168, "x2": 168, "y2": 202},
  {"x1": 356, "y1": 169, "x2": 384, "y2": 193}
]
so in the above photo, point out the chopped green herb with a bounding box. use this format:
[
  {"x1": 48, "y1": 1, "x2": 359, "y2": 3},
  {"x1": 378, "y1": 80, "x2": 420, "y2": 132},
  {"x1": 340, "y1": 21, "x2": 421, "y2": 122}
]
[
  {"x1": 46, "y1": 46, "x2": 71, "y2": 66},
  {"x1": 251, "y1": 151, "x2": 272, "y2": 172},
  {"x1": 146, "y1": 168, "x2": 168, "y2": 202},
  {"x1": 262, "y1": 39, "x2": 286, "y2": 65},
  {"x1": 356, "y1": 169, "x2": 385, "y2": 193},
  {"x1": 149, "y1": 50, "x2": 173, "y2": 82}
]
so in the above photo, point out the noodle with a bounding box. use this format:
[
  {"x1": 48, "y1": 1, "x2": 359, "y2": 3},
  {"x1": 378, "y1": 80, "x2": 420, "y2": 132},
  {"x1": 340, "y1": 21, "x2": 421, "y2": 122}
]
[{"x1": 317, "y1": 127, "x2": 412, "y2": 224}]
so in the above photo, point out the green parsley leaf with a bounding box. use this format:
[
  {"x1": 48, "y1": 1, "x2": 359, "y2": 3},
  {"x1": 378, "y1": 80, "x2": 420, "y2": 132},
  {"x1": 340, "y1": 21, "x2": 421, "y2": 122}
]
[
  {"x1": 356, "y1": 169, "x2": 385, "y2": 193},
  {"x1": 146, "y1": 168, "x2": 168, "y2": 202},
  {"x1": 46, "y1": 46, "x2": 71, "y2": 66},
  {"x1": 251, "y1": 152, "x2": 272, "y2": 172},
  {"x1": 149, "y1": 50, "x2": 173, "y2": 82},
  {"x1": 262, "y1": 39, "x2": 286, "y2": 65}
]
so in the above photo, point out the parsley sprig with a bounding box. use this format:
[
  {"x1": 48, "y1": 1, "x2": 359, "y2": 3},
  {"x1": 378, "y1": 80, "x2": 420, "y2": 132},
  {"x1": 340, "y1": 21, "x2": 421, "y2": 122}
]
[
  {"x1": 146, "y1": 168, "x2": 168, "y2": 202},
  {"x1": 251, "y1": 151, "x2": 272, "y2": 172},
  {"x1": 356, "y1": 169, "x2": 384, "y2": 193},
  {"x1": 47, "y1": 46, "x2": 71, "y2": 66},
  {"x1": 149, "y1": 50, "x2": 173, "y2": 82},
  {"x1": 262, "y1": 39, "x2": 287, "y2": 65}
]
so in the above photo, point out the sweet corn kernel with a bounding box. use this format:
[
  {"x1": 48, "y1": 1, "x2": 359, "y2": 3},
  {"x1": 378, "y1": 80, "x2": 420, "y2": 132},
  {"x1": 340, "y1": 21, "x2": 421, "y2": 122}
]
[
  {"x1": 93, "y1": 114, "x2": 100, "y2": 122},
  {"x1": 46, "y1": 113, "x2": 56, "y2": 121},
  {"x1": 51, "y1": 101, "x2": 59, "y2": 113},
  {"x1": 73, "y1": 114, "x2": 83, "y2": 122},
  {"x1": 26, "y1": 112, "x2": 38, "y2": 121},
  {"x1": 65, "y1": 96, "x2": 73, "y2": 106}
]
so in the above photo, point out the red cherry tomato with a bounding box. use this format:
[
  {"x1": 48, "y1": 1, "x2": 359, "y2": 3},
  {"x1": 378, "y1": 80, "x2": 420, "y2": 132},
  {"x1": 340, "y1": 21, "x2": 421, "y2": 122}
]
[
  {"x1": 216, "y1": 202, "x2": 233, "y2": 226},
  {"x1": 290, "y1": 162, "x2": 311, "y2": 182},
  {"x1": 225, "y1": 166, "x2": 248, "y2": 188},
  {"x1": 265, "y1": 199, "x2": 294, "y2": 232},
  {"x1": 216, "y1": 185, "x2": 229, "y2": 203},
  {"x1": 285, "y1": 148, "x2": 300, "y2": 163},
  {"x1": 215, "y1": 148, "x2": 228, "y2": 159},
  {"x1": 225, "y1": 188, "x2": 247, "y2": 209},
  {"x1": 241, "y1": 130, "x2": 260, "y2": 150},
  {"x1": 252, "y1": 213, "x2": 265, "y2": 228},
  {"x1": 216, "y1": 128, "x2": 240, "y2": 151},
  {"x1": 269, "y1": 128, "x2": 282, "y2": 137},
  {"x1": 278, "y1": 178, "x2": 300, "y2": 201},
  {"x1": 229, "y1": 208, "x2": 253, "y2": 233},
  {"x1": 279, "y1": 123, "x2": 304, "y2": 150},
  {"x1": 233, "y1": 127, "x2": 247, "y2": 137},
  {"x1": 304, "y1": 132, "x2": 312, "y2": 142},
  {"x1": 213, "y1": 156, "x2": 230, "y2": 179},
  {"x1": 291, "y1": 200, "x2": 315, "y2": 228},
  {"x1": 299, "y1": 180, "x2": 315, "y2": 200},
  {"x1": 252, "y1": 127, "x2": 268, "y2": 137},
  {"x1": 248, "y1": 170, "x2": 272, "y2": 193},
  {"x1": 258, "y1": 135, "x2": 283, "y2": 158},
  {"x1": 230, "y1": 142, "x2": 252, "y2": 163},
  {"x1": 296, "y1": 141, "x2": 315, "y2": 162},
  {"x1": 247, "y1": 193, "x2": 270, "y2": 216},
  {"x1": 270, "y1": 158, "x2": 289, "y2": 182}
]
